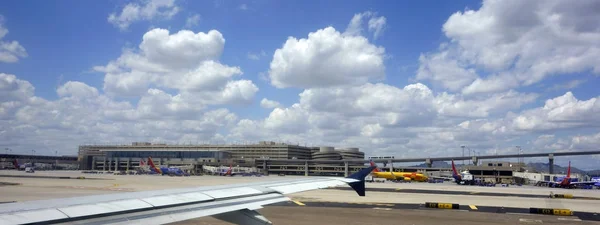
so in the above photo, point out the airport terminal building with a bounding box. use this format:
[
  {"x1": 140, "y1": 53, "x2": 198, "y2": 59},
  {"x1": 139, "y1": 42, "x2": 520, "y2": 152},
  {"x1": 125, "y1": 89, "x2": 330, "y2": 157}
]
[{"x1": 78, "y1": 141, "x2": 364, "y2": 172}]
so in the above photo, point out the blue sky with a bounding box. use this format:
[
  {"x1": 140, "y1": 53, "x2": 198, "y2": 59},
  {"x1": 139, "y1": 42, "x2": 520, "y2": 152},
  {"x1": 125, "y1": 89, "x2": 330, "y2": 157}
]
[{"x1": 1, "y1": 0, "x2": 599, "y2": 169}]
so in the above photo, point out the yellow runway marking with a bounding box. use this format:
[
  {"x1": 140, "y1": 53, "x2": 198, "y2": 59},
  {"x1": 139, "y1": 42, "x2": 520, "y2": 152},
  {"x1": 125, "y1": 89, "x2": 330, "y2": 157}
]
[
  {"x1": 396, "y1": 188, "x2": 402, "y2": 191},
  {"x1": 469, "y1": 205, "x2": 478, "y2": 210},
  {"x1": 292, "y1": 200, "x2": 305, "y2": 206}
]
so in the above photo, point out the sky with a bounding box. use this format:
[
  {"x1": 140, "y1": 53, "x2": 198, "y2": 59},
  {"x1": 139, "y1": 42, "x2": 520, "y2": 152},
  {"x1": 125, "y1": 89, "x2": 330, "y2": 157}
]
[{"x1": 1, "y1": 0, "x2": 599, "y2": 169}]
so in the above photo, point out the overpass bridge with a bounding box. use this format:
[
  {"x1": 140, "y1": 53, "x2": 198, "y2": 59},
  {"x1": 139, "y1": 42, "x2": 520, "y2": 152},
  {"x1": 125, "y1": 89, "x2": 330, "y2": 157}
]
[{"x1": 256, "y1": 150, "x2": 600, "y2": 175}]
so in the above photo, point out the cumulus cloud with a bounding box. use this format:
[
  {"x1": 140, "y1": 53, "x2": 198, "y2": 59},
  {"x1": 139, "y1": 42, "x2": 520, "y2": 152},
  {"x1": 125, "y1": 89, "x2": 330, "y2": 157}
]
[
  {"x1": 0, "y1": 27, "x2": 259, "y2": 154},
  {"x1": 0, "y1": 16, "x2": 27, "y2": 63},
  {"x1": 511, "y1": 92, "x2": 600, "y2": 131},
  {"x1": 108, "y1": 0, "x2": 180, "y2": 31},
  {"x1": 260, "y1": 98, "x2": 282, "y2": 109},
  {"x1": 417, "y1": 0, "x2": 600, "y2": 93},
  {"x1": 95, "y1": 28, "x2": 258, "y2": 106},
  {"x1": 269, "y1": 27, "x2": 385, "y2": 89},
  {"x1": 0, "y1": 73, "x2": 239, "y2": 154}
]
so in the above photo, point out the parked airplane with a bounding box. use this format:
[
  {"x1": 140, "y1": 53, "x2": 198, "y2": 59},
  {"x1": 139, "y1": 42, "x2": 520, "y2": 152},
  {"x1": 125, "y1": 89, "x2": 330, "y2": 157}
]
[
  {"x1": 369, "y1": 161, "x2": 428, "y2": 181},
  {"x1": 451, "y1": 160, "x2": 474, "y2": 185},
  {"x1": 0, "y1": 165, "x2": 377, "y2": 224},
  {"x1": 538, "y1": 161, "x2": 598, "y2": 188},
  {"x1": 147, "y1": 157, "x2": 190, "y2": 176}
]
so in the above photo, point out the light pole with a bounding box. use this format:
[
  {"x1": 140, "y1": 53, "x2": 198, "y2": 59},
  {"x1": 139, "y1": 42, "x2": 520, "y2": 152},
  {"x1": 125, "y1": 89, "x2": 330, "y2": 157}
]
[
  {"x1": 31, "y1": 149, "x2": 36, "y2": 166},
  {"x1": 461, "y1": 145, "x2": 465, "y2": 166},
  {"x1": 516, "y1": 146, "x2": 522, "y2": 171},
  {"x1": 5, "y1": 148, "x2": 11, "y2": 154}
]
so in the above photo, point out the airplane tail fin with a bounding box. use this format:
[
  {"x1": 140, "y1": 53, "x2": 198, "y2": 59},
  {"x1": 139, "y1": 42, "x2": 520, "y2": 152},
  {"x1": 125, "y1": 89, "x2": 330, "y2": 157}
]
[
  {"x1": 140, "y1": 159, "x2": 145, "y2": 166},
  {"x1": 12, "y1": 159, "x2": 19, "y2": 169},
  {"x1": 567, "y1": 161, "x2": 571, "y2": 178},
  {"x1": 451, "y1": 159, "x2": 462, "y2": 180},
  {"x1": 147, "y1": 157, "x2": 161, "y2": 174},
  {"x1": 226, "y1": 164, "x2": 233, "y2": 175},
  {"x1": 346, "y1": 165, "x2": 377, "y2": 196},
  {"x1": 369, "y1": 160, "x2": 380, "y2": 172},
  {"x1": 451, "y1": 160, "x2": 458, "y2": 176}
]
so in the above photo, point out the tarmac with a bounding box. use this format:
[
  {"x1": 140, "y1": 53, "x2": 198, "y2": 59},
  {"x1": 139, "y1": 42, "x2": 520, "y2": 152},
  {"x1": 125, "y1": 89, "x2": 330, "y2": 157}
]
[
  {"x1": 1, "y1": 170, "x2": 600, "y2": 224},
  {"x1": 174, "y1": 207, "x2": 599, "y2": 225}
]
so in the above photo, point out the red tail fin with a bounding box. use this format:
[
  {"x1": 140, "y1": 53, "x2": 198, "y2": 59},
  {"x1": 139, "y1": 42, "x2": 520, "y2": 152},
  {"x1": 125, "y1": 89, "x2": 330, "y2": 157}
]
[
  {"x1": 369, "y1": 160, "x2": 380, "y2": 172},
  {"x1": 147, "y1": 157, "x2": 161, "y2": 174},
  {"x1": 567, "y1": 161, "x2": 571, "y2": 178},
  {"x1": 451, "y1": 160, "x2": 458, "y2": 176},
  {"x1": 140, "y1": 159, "x2": 145, "y2": 166},
  {"x1": 225, "y1": 164, "x2": 232, "y2": 175},
  {"x1": 12, "y1": 159, "x2": 19, "y2": 169}
]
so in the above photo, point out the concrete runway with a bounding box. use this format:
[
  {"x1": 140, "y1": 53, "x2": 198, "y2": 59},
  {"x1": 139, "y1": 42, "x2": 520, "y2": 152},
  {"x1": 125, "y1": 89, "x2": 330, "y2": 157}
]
[
  {"x1": 174, "y1": 207, "x2": 599, "y2": 225},
  {"x1": 2, "y1": 170, "x2": 600, "y2": 224}
]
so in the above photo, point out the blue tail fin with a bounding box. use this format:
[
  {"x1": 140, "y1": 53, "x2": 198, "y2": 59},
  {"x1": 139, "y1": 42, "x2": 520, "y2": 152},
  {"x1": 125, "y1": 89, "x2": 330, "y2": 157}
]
[{"x1": 346, "y1": 166, "x2": 377, "y2": 196}]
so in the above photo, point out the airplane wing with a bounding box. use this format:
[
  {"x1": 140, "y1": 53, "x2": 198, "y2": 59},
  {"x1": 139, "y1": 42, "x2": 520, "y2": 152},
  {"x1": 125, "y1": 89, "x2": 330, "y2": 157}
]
[{"x1": 0, "y1": 166, "x2": 376, "y2": 225}]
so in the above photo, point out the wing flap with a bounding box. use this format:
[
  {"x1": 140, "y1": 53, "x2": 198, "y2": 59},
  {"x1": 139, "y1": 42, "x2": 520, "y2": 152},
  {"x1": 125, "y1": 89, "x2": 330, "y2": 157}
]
[
  {"x1": 0, "y1": 208, "x2": 68, "y2": 225},
  {"x1": 58, "y1": 199, "x2": 153, "y2": 218},
  {"x1": 142, "y1": 192, "x2": 214, "y2": 207},
  {"x1": 202, "y1": 187, "x2": 263, "y2": 199}
]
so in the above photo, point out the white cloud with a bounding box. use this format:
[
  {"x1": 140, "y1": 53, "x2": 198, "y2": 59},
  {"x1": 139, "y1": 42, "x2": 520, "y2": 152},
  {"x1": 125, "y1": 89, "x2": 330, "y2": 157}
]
[
  {"x1": 0, "y1": 73, "x2": 239, "y2": 154},
  {"x1": 436, "y1": 90, "x2": 538, "y2": 118},
  {"x1": 547, "y1": 79, "x2": 585, "y2": 91},
  {"x1": 260, "y1": 98, "x2": 282, "y2": 109},
  {"x1": 95, "y1": 28, "x2": 257, "y2": 105},
  {"x1": 108, "y1": 0, "x2": 180, "y2": 31},
  {"x1": 417, "y1": 0, "x2": 600, "y2": 92},
  {"x1": 512, "y1": 92, "x2": 600, "y2": 131},
  {"x1": 344, "y1": 11, "x2": 387, "y2": 39},
  {"x1": 368, "y1": 16, "x2": 386, "y2": 39},
  {"x1": 185, "y1": 14, "x2": 201, "y2": 28},
  {"x1": 0, "y1": 73, "x2": 35, "y2": 120},
  {"x1": 238, "y1": 4, "x2": 248, "y2": 10},
  {"x1": 0, "y1": 15, "x2": 27, "y2": 63},
  {"x1": 461, "y1": 73, "x2": 519, "y2": 95},
  {"x1": 416, "y1": 48, "x2": 478, "y2": 92},
  {"x1": 269, "y1": 27, "x2": 385, "y2": 89},
  {"x1": 247, "y1": 50, "x2": 266, "y2": 60}
]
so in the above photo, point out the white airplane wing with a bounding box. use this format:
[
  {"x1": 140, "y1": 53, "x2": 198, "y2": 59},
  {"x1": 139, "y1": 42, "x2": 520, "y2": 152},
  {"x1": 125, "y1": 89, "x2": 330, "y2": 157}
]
[{"x1": 0, "y1": 166, "x2": 375, "y2": 225}]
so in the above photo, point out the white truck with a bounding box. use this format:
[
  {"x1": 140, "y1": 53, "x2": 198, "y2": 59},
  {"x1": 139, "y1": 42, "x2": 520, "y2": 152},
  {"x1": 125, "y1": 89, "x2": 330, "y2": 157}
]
[
  {"x1": 365, "y1": 175, "x2": 386, "y2": 183},
  {"x1": 458, "y1": 171, "x2": 474, "y2": 185}
]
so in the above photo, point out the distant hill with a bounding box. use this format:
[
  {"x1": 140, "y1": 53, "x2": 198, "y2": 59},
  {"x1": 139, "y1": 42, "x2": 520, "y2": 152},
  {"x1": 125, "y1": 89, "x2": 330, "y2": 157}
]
[
  {"x1": 411, "y1": 161, "x2": 451, "y2": 168},
  {"x1": 525, "y1": 162, "x2": 587, "y2": 174}
]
